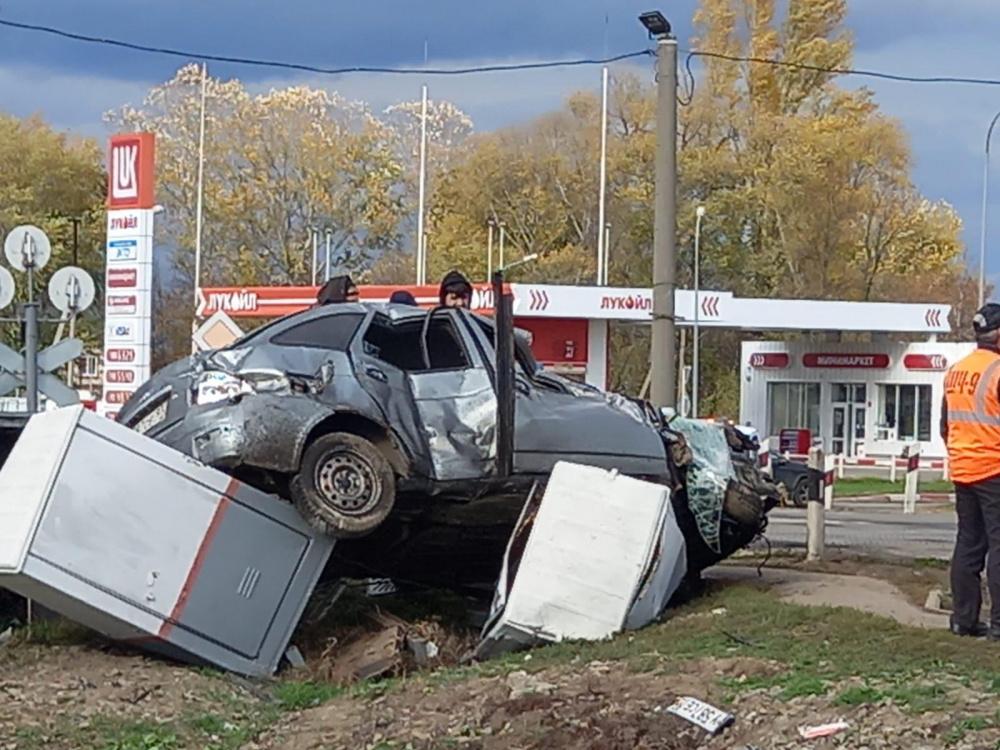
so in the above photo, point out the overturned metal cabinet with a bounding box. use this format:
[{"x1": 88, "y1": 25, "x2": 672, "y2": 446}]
[
  {"x1": 0, "y1": 405, "x2": 333, "y2": 676},
  {"x1": 476, "y1": 461, "x2": 686, "y2": 659}
]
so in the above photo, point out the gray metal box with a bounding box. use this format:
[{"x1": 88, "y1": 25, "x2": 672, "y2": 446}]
[{"x1": 0, "y1": 405, "x2": 333, "y2": 676}]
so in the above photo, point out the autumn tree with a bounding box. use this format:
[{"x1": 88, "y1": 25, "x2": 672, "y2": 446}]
[
  {"x1": 0, "y1": 114, "x2": 105, "y2": 352},
  {"x1": 107, "y1": 65, "x2": 473, "y2": 362}
]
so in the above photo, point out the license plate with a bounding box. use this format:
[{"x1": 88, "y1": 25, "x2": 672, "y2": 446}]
[
  {"x1": 135, "y1": 400, "x2": 168, "y2": 434},
  {"x1": 666, "y1": 697, "x2": 733, "y2": 734}
]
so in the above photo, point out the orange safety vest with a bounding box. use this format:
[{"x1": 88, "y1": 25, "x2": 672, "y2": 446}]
[{"x1": 944, "y1": 348, "x2": 1000, "y2": 483}]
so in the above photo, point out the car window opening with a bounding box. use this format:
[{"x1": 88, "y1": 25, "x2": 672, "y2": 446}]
[{"x1": 363, "y1": 314, "x2": 471, "y2": 372}]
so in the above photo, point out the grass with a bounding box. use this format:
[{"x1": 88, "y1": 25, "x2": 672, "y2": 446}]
[
  {"x1": 833, "y1": 477, "x2": 953, "y2": 497},
  {"x1": 11, "y1": 581, "x2": 1000, "y2": 747}
]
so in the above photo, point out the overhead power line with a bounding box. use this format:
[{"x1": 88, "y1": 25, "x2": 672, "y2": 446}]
[
  {"x1": 0, "y1": 18, "x2": 651, "y2": 75},
  {"x1": 687, "y1": 49, "x2": 1000, "y2": 87},
  {"x1": 3, "y1": 16, "x2": 1000, "y2": 88}
]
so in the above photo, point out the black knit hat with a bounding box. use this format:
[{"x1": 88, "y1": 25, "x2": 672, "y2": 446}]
[
  {"x1": 439, "y1": 270, "x2": 472, "y2": 305},
  {"x1": 973, "y1": 303, "x2": 1000, "y2": 334}
]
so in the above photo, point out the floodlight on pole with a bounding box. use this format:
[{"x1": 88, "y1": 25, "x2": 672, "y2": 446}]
[{"x1": 638, "y1": 10, "x2": 671, "y2": 38}]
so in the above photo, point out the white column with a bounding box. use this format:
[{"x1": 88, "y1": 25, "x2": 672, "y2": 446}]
[{"x1": 586, "y1": 319, "x2": 609, "y2": 390}]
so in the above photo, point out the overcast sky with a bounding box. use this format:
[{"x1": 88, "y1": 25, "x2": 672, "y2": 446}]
[{"x1": 0, "y1": 0, "x2": 998, "y2": 286}]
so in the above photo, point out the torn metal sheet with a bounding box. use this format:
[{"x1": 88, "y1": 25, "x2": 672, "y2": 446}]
[
  {"x1": 0, "y1": 405, "x2": 333, "y2": 677},
  {"x1": 624, "y1": 500, "x2": 687, "y2": 631},
  {"x1": 476, "y1": 462, "x2": 680, "y2": 659}
]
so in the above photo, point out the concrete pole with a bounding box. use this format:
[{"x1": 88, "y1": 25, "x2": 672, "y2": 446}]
[
  {"x1": 649, "y1": 36, "x2": 678, "y2": 409},
  {"x1": 193, "y1": 62, "x2": 208, "y2": 317},
  {"x1": 807, "y1": 445, "x2": 825, "y2": 561},
  {"x1": 487, "y1": 220, "x2": 495, "y2": 280},
  {"x1": 596, "y1": 66, "x2": 609, "y2": 286},
  {"x1": 324, "y1": 229, "x2": 332, "y2": 282},
  {"x1": 692, "y1": 206, "x2": 705, "y2": 418},
  {"x1": 416, "y1": 84, "x2": 429, "y2": 285},
  {"x1": 499, "y1": 222, "x2": 506, "y2": 270}
]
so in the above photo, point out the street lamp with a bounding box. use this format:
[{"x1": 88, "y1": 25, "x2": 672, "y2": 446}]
[
  {"x1": 638, "y1": 10, "x2": 671, "y2": 38},
  {"x1": 692, "y1": 205, "x2": 706, "y2": 419},
  {"x1": 979, "y1": 110, "x2": 1000, "y2": 307}
]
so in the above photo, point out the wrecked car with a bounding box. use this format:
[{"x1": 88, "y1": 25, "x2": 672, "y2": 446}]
[{"x1": 116, "y1": 302, "x2": 775, "y2": 589}]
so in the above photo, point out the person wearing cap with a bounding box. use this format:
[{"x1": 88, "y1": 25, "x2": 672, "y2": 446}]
[
  {"x1": 941, "y1": 302, "x2": 1000, "y2": 640},
  {"x1": 439, "y1": 270, "x2": 472, "y2": 309}
]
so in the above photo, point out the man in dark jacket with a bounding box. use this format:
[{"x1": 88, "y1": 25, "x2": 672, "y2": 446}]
[{"x1": 439, "y1": 270, "x2": 472, "y2": 308}]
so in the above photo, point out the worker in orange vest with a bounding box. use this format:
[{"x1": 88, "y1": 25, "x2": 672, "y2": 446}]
[{"x1": 942, "y1": 303, "x2": 1000, "y2": 639}]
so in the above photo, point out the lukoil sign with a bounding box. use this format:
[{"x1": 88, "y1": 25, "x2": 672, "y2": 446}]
[{"x1": 107, "y1": 133, "x2": 156, "y2": 210}]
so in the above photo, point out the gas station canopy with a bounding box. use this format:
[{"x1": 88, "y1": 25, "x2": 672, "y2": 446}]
[{"x1": 196, "y1": 283, "x2": 952, "y2": 335}]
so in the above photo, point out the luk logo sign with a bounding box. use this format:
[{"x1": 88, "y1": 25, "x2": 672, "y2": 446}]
[
  {"x1": 107, "y1": 133, "x2": 156, "y2": 209},
  {"x1": 111, "y1": 142, "x2": 138, "y2": 201}
]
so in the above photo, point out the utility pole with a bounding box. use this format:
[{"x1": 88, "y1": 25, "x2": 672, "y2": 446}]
[
  {"x1": 71, "y1": 217, "x2": 80, "y2": 266},
  {"x1": 642, "y1": 11, "x2": 678, "y2": 410}
]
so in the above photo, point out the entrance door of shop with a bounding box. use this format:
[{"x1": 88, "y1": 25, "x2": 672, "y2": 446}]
[{"x1": 832, "y1": 384, "x2": 866, "y2": 457}]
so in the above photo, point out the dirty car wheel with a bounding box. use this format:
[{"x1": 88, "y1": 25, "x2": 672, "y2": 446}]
[{"x1": 291, "y1": 432, "x2": 396, "y2": 539}]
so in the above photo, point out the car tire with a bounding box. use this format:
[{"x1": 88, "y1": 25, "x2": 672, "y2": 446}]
[
  {"x1": 791, "y1": 477, "x2": 809, "y2": 508},
  {"x1": 722, "y1": 479, "x2": 764, "y2": 526},
  {"x1": 291, "y1": 432, "x2": 396, "y2": 539}
]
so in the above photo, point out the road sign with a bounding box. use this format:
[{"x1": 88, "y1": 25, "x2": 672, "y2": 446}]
[
  {"x1": 4, "y1": 225, "x2": 51, "y2": 272},
  {"x1": 0, "y1": 338, "x2": 83, "y2": 407},
  {"x1": 0, "y1": 267, "x2": 14, "y2": 311},
  {"x1": 193, "y1": 310, "x2": 245, "y2": 351},
  {"x1": 48, "y1": 266, "x2": 96, "y2": 313}
]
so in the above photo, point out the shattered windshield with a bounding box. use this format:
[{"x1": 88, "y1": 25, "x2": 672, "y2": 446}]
[{"x1": 670, "y1": 418, "x2": 734, "y2": 553}]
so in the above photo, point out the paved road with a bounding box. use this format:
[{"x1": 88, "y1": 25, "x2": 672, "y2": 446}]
[{"x1": 761, "y1": 504, "x2": 956, "y2": 560}]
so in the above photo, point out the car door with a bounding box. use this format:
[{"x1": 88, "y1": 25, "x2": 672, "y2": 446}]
[
  {"x1": 405, "y1": 307, "x2": 497, "y2": 481},
  {"x1": 350, "y1": 310, "x2": 434, "y2": 479}
]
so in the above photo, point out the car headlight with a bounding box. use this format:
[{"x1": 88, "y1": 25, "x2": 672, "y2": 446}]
[{"x1": 193, "y1": 369, "x2": 290, "y2": 405}]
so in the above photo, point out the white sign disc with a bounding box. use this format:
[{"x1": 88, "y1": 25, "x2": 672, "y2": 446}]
[
  {"x1": 48, "y1": 266, "x2": 96, "y2": 313},
  {"x1": 0, "y1": 267, "x2": 14, "y2": 311},
  {"x1": 4, "y1": 225, "x2": 52, "y2": 271}
]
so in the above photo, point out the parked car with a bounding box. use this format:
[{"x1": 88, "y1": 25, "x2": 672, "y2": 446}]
[
  {"x1": 116, "y1": 302, "x2": 776, "y2": 588},
  {"x1": 771, "y1": 452, "x2": 811, "y2": 507}
]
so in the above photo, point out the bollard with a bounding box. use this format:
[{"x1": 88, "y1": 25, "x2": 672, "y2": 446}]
[
  {"x1": 758, "y1": 437, "x2": 772, "y2": 478},
  {"x1": 941, "y1": 455, "x2": 949, "y2": 482},
  {"x1": 889, "y1": 455, "x2": 898, "y2": 483},
  {"x1": 806, "y1": 445, "x2": 825, "y2": 561},
  {"x1": 837, "y1": 453, "x2": 845, "y2": 480},
  {"x1": 903, "y1": 442, "x2": 920, "y2": 514}
]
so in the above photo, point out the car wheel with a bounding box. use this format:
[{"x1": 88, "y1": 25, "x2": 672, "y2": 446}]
[
  {"x1": 791, "y1": 477, "x2": 809, "y2": 508},
  {"x1": 291, "y1": 432, "x2": 396, "y2": 539}
]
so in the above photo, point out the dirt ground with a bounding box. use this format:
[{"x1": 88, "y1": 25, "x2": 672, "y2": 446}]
[
  {"x1": 1, "y1": 556, "x2": 993, "y2": 750},
  {"x1": 258, "y1": 655, "x2": 991, "y2": 750}
]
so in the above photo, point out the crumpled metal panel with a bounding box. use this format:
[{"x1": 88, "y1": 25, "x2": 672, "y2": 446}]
[
  {"x1": 407, "y1": 368, "x2": 496, "y2": 480},
  {"x1": 670, "y1": 418, "x2": 734, "y2": 553}
]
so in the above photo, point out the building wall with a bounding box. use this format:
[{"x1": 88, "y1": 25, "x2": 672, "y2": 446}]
[{"x1": 739, "y1": 340, "x2": 975, "y2": 459}]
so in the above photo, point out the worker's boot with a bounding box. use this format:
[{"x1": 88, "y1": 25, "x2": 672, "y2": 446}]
[
  {"x1": 988, "y1": 625, "x2": 1000, "y2": 642},
  {"x1": 950, "y1": 620, "x2": 988, "y2": 638}
]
